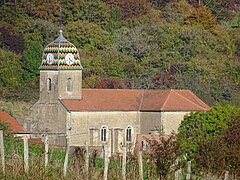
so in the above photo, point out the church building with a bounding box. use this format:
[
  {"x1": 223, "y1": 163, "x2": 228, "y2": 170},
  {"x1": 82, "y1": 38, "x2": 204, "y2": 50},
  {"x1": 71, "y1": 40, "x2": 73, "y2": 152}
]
[{"x1": 32, "y1": 30, "x2": 210, "y2": 154}]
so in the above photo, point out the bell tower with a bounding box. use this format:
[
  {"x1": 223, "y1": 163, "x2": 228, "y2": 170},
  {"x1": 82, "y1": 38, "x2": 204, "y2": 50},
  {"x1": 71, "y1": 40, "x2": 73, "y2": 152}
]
[
  {"x1": 39, "y1": 30, "x2": 83, "y2": 102},
  {"x1": 33, "y1": 30, "x2": 83, "y2": 145}
]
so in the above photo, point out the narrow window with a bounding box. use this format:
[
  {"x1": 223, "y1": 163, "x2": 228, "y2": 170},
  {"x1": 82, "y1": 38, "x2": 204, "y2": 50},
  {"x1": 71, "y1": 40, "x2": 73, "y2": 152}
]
[
  {"x1": 126, "y1": 126, "x2": 133, "y2": 142},
  {"x1": 67, "y1": 78, "x2": 72, "y2": 92},
  {"x1": 100, "y1": 126, "x2": 108, "y2": 142},
  {"x1": 48, "y1": 78, "x2": 52, "y2": 91}
]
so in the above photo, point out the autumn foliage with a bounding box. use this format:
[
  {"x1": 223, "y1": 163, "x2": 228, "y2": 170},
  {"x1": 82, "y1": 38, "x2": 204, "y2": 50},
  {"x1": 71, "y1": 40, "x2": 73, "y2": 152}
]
[
  {"x1": 95, "y1": 77, "x2": 127, "y2": 89},
  {"x1": 0, "y1": 0, "x2": 239, "y2": 105},
  {"x1": 0, "y1": 26, "x2": 24, "y2": 54},
  {"x1": 147, "y1": 135, "x2": 179, "y2": 180},
  {"x1": 195, "y1": 115, "x2": 240, "y2": 177},
  {"x1": 184, "y1": 6, "x2": 217, "y2": 31},
  {"x1": 108, "y1": 0, "x2": 150, "y2": 19}
]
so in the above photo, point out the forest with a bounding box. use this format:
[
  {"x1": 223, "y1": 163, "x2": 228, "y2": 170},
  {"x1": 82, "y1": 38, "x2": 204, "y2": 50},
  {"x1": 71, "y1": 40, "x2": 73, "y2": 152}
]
[
  {"x1": 0, "y1": 1, "x2": 240, "y2": 179},
  {"x1": 0, "y1": 0, "x2": 239, "y2": 107}
]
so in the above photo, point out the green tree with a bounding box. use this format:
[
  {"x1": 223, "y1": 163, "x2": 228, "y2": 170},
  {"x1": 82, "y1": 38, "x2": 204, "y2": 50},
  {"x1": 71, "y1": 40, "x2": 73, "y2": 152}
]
[
  {"x1": 147, "y1": 0, "x2": 170, "y2": 9},
  {"x1": 13, "y1": 18, "x2": 59, "y2": 46},
  {"x1": 61, "y1": 0, "x2": 110, "y2": 26},
  {"x1": 104, "y1": 5, "x2": 122, "y2": 33},
  {"x1": 0, "y1": 0, "x2": 29, "y2": 24},
  {"x1": 195, "y1": 115, "x2": 240, "y2": 177},
  {"x1": 21, "y1": 33, "x2": 43, "y2": 80},
  {"x1": 179, "y1": 26, "x2": 234, "y2": 60},
  {"x1": 28, "y1": 0, "x2": 60, "y2": 21},
  {"x1": 161, "y1": 0, "x2": 193, "y2": 23},
  {"x1": 0, "y1": 48, "x2": 23, "y2": 87},
  {"x1": 229, "y1": 28, "x2": 240, "y2": 57},
  {"x1": 64, "y1": 21, "x2": 110, "y2": 49},
  {"x1": 177, "y1": 104, "x2": 240, "y2": 161},
  {"x1": 83, "y1": 48, "x2": 141, "y2": 79}
]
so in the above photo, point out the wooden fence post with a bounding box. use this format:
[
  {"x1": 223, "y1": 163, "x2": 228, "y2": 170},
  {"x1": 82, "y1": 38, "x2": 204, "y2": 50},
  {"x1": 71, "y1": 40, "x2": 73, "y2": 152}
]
[
  {"x1": 186, "y1": 161, "x2": 191, "y2": 180},
  {"x1": 138, "y1": 151, "x2": 143, "y2": 180},
  {"x1": 122, "y1": 146, "x2": 126, "y2": 180},
  {"x1": 85, "y1": 143, "x2": 89, "y2": 179},
  {"x1": 174, "y1": 158, "x2": 179, "y2": 180},
  {"x1": 0, "y1": 130, "x2": 5, "y2": 175},
  {"x1": 103, "y1": 144, "x2": 109, "y2": 180},
  {"x1": 63, "y1": 137, "x2": 70, "y2": 177},
  {"x1": 224, "y1": 171, "x2": 229, "y2": 180},
  {"x1": 24, "y1": 135, "x2": 29, "y2": 174},
  {"x1": 44, "y1": 134, "x2": 49, "y2": 168},
  {"x1": 101, "y1": 145, "x2": 104, "y2": 158}
]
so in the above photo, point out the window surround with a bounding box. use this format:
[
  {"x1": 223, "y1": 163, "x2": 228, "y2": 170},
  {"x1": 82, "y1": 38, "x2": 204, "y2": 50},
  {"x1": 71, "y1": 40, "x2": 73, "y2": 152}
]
[
  {"x1": 125, "y1": 125, "x2": 133, "y2": 142},
  {"x1": 66, "y1": 78, "x2": 73, "y2": 93},
  {"x1": 100, "y1": 125, "x2": 108, "y2": 143},
  {"x1": 47, "y1": 78, "x2": 52, "y2": 91}
]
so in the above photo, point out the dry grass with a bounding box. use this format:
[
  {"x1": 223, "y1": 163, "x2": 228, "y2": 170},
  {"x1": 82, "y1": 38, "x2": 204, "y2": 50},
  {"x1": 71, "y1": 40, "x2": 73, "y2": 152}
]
[{"x1": 0, "y1": 150, "x2": 145, "y2": 180}]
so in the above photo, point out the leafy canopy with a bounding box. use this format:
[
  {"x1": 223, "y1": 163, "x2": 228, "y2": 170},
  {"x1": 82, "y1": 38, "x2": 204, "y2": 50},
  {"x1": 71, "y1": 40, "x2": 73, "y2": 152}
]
[{"x1": 177, "y1": 104, "x2": 240, "y2": 160}]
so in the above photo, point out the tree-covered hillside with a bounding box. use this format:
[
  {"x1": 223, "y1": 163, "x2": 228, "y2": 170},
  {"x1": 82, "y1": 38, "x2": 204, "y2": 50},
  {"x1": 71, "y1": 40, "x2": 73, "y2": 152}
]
[{"x1": 0, "y1": 0, "x2": 240, "y2": 106}]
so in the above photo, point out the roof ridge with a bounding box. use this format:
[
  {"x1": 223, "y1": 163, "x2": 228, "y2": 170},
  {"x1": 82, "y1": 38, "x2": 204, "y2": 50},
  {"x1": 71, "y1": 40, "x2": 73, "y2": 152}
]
[
  {"x1": 82, "y1": 88, "x2": 175, "y2": 91},
  {"x1": 161, "y1": 90, "x2": 172, "y2": 110},
  {"x1": 184, "y1": 90, "x2": 209, "y2": 108},
  {"x1": 138, "y1": 90, "x2": 145, "y2": 110},
  {"x1": 175, "y1": 91, "x2": 207, "y2": 110},
  {"x1": 83, "y1": 88, "x2": 144, "y2": 91}
]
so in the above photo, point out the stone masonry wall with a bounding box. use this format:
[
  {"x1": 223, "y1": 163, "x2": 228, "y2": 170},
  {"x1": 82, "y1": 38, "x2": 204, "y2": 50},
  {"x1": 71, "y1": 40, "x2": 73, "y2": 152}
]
[
  {"x1": 140, "y1": 112, "x2": 162, "y2": 134},
  {"x1": 58, "y1": 70, "x2": 82, "y2": 99},
  {"x1": 68, "y1": 111, "x2": 140, "y2": 154},
  {"x1": 39, "y1": 70, "x2": 58, "y2": 103},
  {"x1": 161, "y1": 111, "x2": 190, "y2": 134}
]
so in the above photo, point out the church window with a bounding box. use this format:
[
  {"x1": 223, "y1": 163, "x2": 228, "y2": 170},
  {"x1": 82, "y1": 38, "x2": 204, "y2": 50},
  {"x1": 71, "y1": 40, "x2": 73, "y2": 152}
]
[
  {"x1": 67, "y1": 78, "x2": 73, "y2": 92},
  {"x1": 126, "y1": 126, "x2": 133, "y2": 142},
  {"x1": 48, "y1": 78, "x2": 52, "y2": 91},
  {"x1": 100, "y1": 126, "x2": 108, "y2": 143}
]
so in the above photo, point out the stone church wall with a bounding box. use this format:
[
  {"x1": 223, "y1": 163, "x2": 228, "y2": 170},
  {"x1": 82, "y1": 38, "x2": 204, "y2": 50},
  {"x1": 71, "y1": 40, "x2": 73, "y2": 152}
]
[
  {"x1": 32, "y1": 101, "x2": 67, "y2": 146},
  {"x1": 68, "y1": 111, "x2": 140, "y2": 154},
  {"x1": 39, "y1": 70, "x2": 58, "y2": 104},
  {"x1": 33, "y1": 70, "x2": 69, "y2": 146},
  {"x1": 139, "y1": 112, "x2": 162, "y2": 134},
  {"x1": 161, "y1": 111, "x2": 190, "y2": 134},
  {"x1": 58, "y1": 70, "x2": 82, "y2": 99}
]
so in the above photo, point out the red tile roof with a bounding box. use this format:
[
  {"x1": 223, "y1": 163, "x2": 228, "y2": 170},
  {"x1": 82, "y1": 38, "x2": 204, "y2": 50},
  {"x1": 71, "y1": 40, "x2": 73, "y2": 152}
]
[
  {"x1": 0, "y1": 112, "x2": 24, "y2": 133},
  {"x1": 60, "y1": 89, "x2": 210, "y2": 111}
]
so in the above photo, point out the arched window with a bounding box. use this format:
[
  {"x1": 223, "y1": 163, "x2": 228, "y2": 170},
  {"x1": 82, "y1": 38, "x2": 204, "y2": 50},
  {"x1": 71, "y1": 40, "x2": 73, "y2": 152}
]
[
  {"x1": 47, "y1": 78, "x2": 52, "y2": 91},
  {"x1": 126, "y1": 126, "x2": 133, "y2": 142},
  {"x1": 100, "y1": 126, "x2": 108, "y2": 143},
  {"x1": 67, "y1": 78, "x2": 72, "y2": 92}
]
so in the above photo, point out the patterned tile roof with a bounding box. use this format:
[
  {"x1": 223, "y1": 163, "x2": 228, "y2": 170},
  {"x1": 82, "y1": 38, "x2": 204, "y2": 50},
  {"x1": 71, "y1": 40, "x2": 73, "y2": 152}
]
[
  {"x1": 40, "y1": 30, "x2": 83, "y2": 70},
  {"x1": 60, "y1": 89, "x2": 210, "y2": 111},
  {"x1": 0, "y1": 112, "x2": 24, "y2": 133}
]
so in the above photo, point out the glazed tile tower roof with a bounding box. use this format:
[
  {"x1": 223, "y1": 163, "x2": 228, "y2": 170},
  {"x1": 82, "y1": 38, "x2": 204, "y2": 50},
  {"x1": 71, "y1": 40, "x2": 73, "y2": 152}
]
[{"x1": 40, "y1": 30, "x2": 83, "y2": 70}]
